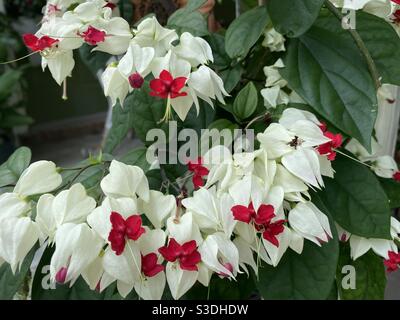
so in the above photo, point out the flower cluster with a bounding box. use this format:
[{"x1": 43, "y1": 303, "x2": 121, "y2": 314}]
[{"x1": 23, "y1": 0, "x2": 228, "y2": 121}]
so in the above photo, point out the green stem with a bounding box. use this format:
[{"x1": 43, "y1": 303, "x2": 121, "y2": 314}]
[{"x1": 324, "y1": 0, "x2": 381, "y2": 90}]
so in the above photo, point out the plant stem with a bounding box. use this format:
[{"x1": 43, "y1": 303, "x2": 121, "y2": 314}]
[
  {"x1": 324, "y1": 0, "x2": 381, "y2": 90},
  {"x1": 245, "y1": 112, "x2": 269, "y2": 129}
]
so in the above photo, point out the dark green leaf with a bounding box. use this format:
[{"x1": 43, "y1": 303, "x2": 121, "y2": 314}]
[
  {"x1": 167, "y1": 9, "x2": 209, "y2": 37},
  {"x1": 379, "y1": 177, "x2": 400, "y2": 209},
  {"x1": 0, "y1": 109, "x2": 34, "y2": 128},
  {"x1": 225, "y1": 6, "x2": 269, "y2": 59},
  {"x1": 185, "y1": 273, "x2": 256, "y2": 299},
  {"x1": 336, "y1": 243, "x2": 386, "y2": 300},
  {"x1": 119, "y1": 147, "x2": 150, "y2": 171},
  {"x1": 233, "y1": 81, "x2": 258, "y2": 120},
  {"x1": 0, "y1": 244, "x2": 37, "y2": 299},
  {"x1": 79, "y1": 44, "x2": 111, "y2": 75},
  {"x1": 268, "y1": 0, "x2": 325, "y2": 37},
  {"x1": 256, "y1": 235, "x2": 339, "y2": 299},
  {"x1": 206, "y1": 33, "x2": 231, "y2": 69},
  {"x1": 186, "y1": 0, "x2": 207, "y2": 11},
  {"x1": 281, "y1": 25, "x2": 377, "y2": 150},
  {"x1": 318, "y1": 155, "x2": 391, "y2": 239},
  {"x1": 220, "y1": 65, "x2": 243, "y2": 93},
  {"x1": 103, "y1": 99, "x2": 135, "y2": 154},
  {"x1": 208, "y1": 118, "x2": 239, "y2": 132},
  {"x1": 0, "y1": 69, "x2": 22, "y2": 102},
  {"x1": 315, "y1": 10, "x2": 400, "y2": 86},
  {"x1": 0, "y1": 146, "x2": 31, "y2": 188},
  {"x1": 129, "y1": 86, "x2": 168, "y2": 145}
]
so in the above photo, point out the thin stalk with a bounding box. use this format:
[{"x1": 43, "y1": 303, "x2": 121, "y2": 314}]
[{"x1": 324, "y1": 0, "x2": 381, "y2": 89}]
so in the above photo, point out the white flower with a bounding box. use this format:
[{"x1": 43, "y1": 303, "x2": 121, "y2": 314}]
[
  {"x1": 91, "y1": 17, "x2": 133, "y2": 55},
  {"x1": 132, "y1": 16, "x2": 178, "y2": 56},
  {"x1": 14, "y1": 161, "x2": 62, "y2": 197},
  {"x1": 257, "y1": 120, "x2": 329, "y2": 188},
  {"x1": 350, "y1": 235, "x2": 396, "y2": 260},
  {"x1": 262, "y1": 26, "x2": 285, "y2": 52},
  {"x1": 0, "y1": 193, "x2": 31, "y2": 222},
  {"x1": 0, "y1": 217, "x2": 40, "y2": 273},
  {"x1": 118, "y1": 42, "x2": 155, "y2": 80},
  {"x1": 181, "y1": 187, "x2": 236, "y2": 237},
  {"x1": 288, "y1": 202, "x2": 332, "y2": 246},
  {"x1": 198, "y1": 233, "x2": 239, "y2": 279},
  {"x1": 87, "y1": 196, "x2": 138, "y2": 241},
  {"x1": 101, "y1": 63, "x2": 130, "y2": 106},
  {"x1": 50, "y1": 223, "x2": 103, "y2": 285},
  {"x1": 166, "y1": 212, "x2": 203, "y2": 245},
  {"x1": 134, "y1": 228, "x2": 166, "y2": 300},
  {"x1": 260, "y1": 59, "x2": 289, "y2": 108},
  {"x1": 36, "y1": 183, "x2": 96, "y2": 240},
  {"x1": 166, "y1": 262, "x2": 198, "y2": 300},
  {"x1": 139, "y1": 190, "x2": 176, "y2": 229},
  {"x1": 173, "y1": 32, "x2": 213, "y2": 67},
  {"x1": 100, "y1": 160, "x2": 150, "y2": 201},
  {"x1": 187, "y1": 65, "x2": 229, "y2": 111}
]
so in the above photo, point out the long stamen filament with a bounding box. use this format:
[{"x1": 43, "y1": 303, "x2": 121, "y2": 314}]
[
  {"x1": 0, "y1": 51, "x2": 39, "y2": 65},
  {"x1": 334, "y1": 149, "x2": 374, "y2": 169},
  {"x1": 62, "y1": 79, "x2": 68, "y2": 100}
]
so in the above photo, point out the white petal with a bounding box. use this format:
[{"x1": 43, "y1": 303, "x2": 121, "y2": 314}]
[
  {"x1": 100, "y1": 160, "x2": 149, "y2": 201},
  {"x1": 14, "y1": 161, "x2": 62, "y2": 196},
  {"x1": 166, "y1": 262, "x2": 198, "y2": 300},
  {"x1": 134, "y1": 272, "x2": 166, "y2": 300}
]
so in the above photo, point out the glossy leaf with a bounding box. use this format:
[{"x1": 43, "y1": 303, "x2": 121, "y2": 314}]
[{"x1": 268, "y1": 0, "x2": 325, "y2": 37}]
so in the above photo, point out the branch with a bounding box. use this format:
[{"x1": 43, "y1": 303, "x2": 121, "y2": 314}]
[{"x1": 324, "y1": 0, "x2": 381, "y2": 90}]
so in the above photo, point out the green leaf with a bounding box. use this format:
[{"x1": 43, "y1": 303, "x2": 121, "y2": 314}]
[
  {"x1": 379, "y1": 178, "x2": 400, "y2": 209},
  {"x1": 315, "y1": 10, "x2": 400, "y2": 86},
  {"x1": 233, "y1": 81, "x2": 258, "y2": 120},
  {"x1": 267, "y1": 0, "x2": 325, "y2": 37},
  {"x1": 119, "y1": 147, "x2": 150, "y2": 172},
  {"x1": 336, "y1": 243, "x2": 386, "y2": 300},
  {"x1": 0, "y1": 109, "x2": 34, "y2": 128},
  {"x1": 0, "y1": 244, "x2": 37, "y2": 299},
  {"x1": 256, "y1": 233, "x2": 339, "y2": 299},
  {"x1": 220, "y1": 65, "x2": 243, "y2": 93},
  {"x1": 0, "y1": 146, "x2": 31, "y2": 188},
  {"x1": 186, "y1": 0, "x2": 207, "y2": 11},
  {"x1": 103, "y1": 99, "x2": 135, "y2": 154},
  {"x1": 129, "y1": 86, "x2": 168, "y2": 145},
  {"x1": 281, "y1": 24, "x2": 377, "y2": 150},
  {"x1": 208, "y1": 118, "x2": 239, "y2": 132},
  {"x1": 185, "y1": 273, "x2": 256, "y2": 299},
  {"x1": 225, "y1": 6, "x2": 269, "y2": 59},
  {"x1": 167, "y1": 8, "x2": 209, "y2": 37},
  {"x1": 318, "y1": 155, "x2": 391, "y2": 239},
  {"x1": 0, "y1": 69, "x2": 22, "y2": 102},
  {"x1": 206, "y1": 33, "x2": 231, "y2": 70},
  {"x1": 79, "y1": 44, "x2": 111, "y2": 75}
]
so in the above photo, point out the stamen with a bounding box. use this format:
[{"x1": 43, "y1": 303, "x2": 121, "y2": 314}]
[
  {"x1": 62, "y1": 79, "x2": 68, "y2": 100},
  {"x1": 0, "y1": 51, "x2": 39, "y2": 65}
]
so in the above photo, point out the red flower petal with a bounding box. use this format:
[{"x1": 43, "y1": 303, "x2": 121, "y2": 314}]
[
  {"x1": 192, "y1": 174, "x2": 204, "y2": 189},
  {"x1": 141, "y1": 253, "x2": 165, "y2": 277},
  {"x1": 254, "y1": 204, "x2": 275, "y2": 225},
  {"x1": 181, "y1": 240, "x2": 197, "y2": 256},
  {"x1": 110, "y1": 211, "x2": 126, "y2": 233},
  {"x1": 159, "y1": 70, "x2": 173, "y2": 85},
  {"x1": 125, "y1": 215, "x2": 145, "y2": 241},
  {"x1": 158, "y1": 238, "x2": 182, "y2": 262},
  {"x1": 180, "y1": 251, "x2": 201, "y2": 271},
  {"x1": 393, "y1": 171, "x2": 400, "y2": 182},
  {"x1": 231, "y1": 205, "x2": 253, "y2": 224},
  {"x1": 23, "y1": 34, "x2": 39, "y2": 51},
  {"x1": 108, "y1": 229, "x2": 126, "y2": 255},
  {"x1": 171, "y1": 77, "x2": 187, "y2": 93}
]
